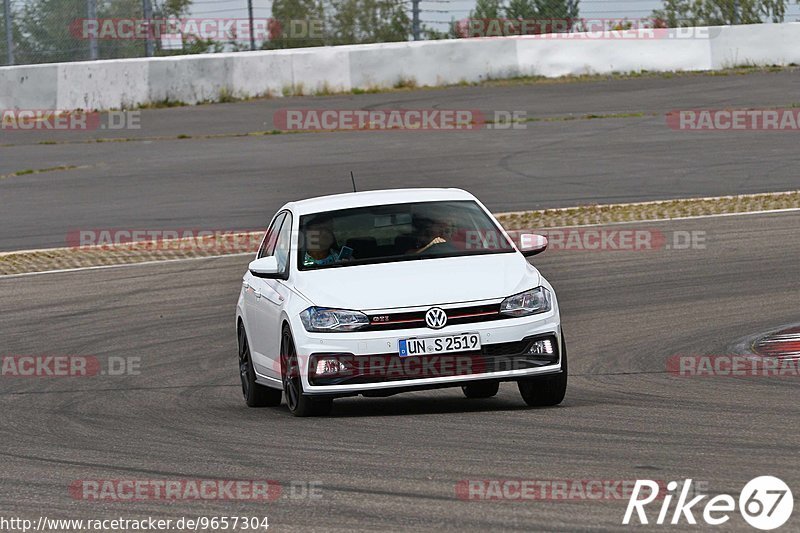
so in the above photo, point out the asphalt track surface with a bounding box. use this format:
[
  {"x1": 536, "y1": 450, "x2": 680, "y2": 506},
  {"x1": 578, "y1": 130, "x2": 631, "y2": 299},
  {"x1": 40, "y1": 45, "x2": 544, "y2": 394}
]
[
  {"x1": 2, "y1": 70, "x2": 799, "y2": 532},
  {"x1": 2, "y1": 70, "x2": 800, "y2": 251},
  {"x1": 1, "y1": 212, "x2": 799, "y2": 531}
]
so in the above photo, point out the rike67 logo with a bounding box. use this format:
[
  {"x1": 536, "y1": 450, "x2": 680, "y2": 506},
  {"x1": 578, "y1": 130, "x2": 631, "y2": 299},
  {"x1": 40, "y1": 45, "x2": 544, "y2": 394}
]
[{"x1": 623, "y1": 477, "x2": 793, "y2": 530}]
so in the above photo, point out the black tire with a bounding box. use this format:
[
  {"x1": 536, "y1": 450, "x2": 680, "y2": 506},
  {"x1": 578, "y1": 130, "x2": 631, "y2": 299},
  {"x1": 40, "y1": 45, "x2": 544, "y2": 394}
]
[
  {"x1": 518, "y1": 333, "x2": 568, "y2": 407},
  {"x1": 281, "y1": 327, "x2": 333, "y2": 417},
  {"x1": 461, "y1": 380, "x2": 500, "y2": 399},
  {"x1": 239, "y1": 326, "x2": 282, "y2": 407}
]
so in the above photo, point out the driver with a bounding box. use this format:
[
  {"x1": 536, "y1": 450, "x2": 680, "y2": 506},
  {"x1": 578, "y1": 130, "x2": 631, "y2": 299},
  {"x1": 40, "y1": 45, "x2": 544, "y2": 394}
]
[{"x1": 407, "y1": 215, "x2": 453, "y2": 254}]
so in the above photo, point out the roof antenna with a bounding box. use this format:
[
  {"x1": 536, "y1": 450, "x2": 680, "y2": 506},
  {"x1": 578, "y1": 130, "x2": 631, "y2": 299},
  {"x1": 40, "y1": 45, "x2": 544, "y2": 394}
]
[{"x1": 350, "y1": 171, "x2": 358, "y2": 193}]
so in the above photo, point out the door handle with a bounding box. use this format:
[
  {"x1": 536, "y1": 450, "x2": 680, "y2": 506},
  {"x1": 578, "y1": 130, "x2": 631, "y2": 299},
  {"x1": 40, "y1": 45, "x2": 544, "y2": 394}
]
[
  {"x1": 254, "y1": 289, "x2": 262, "y2": 299},
  {"x1": 242, "y1": 281, "x2": 250, "y2": 289}
]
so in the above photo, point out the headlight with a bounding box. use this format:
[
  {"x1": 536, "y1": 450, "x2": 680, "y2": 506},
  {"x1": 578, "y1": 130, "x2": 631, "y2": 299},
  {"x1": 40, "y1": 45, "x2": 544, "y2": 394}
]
[
  {"x1": 500, "y1": 287, "x2": 552, "y2": 317},
  {"x1": 300, "y1": 307, "x2": 370, "y2": 332}
]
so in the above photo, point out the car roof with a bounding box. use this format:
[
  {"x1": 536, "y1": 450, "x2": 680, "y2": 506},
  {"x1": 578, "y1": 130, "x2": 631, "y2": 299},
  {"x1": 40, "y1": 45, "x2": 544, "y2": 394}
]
[{"x1": 283, "y1": 188, "x2": 477, "y2": 216}]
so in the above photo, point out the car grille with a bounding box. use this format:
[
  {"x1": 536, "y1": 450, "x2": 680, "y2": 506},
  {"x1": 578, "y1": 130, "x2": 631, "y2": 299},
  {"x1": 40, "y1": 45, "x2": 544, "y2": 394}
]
[{"x1": 364, "y1": 303, "x2": 505, "y2": 331}]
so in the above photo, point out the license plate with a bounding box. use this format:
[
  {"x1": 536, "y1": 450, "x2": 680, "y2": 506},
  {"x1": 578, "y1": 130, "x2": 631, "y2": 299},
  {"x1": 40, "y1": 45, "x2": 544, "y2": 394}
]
[{"x1": 399, "y1": 333, "x2": 481, "y2": 357}]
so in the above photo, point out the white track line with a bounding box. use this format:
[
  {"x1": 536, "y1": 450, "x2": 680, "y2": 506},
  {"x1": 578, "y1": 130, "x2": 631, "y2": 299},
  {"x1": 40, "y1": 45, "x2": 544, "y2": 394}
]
[
  {"x1": 2, "y1": 206, "x2": 800, "y2": 279},
  {"x1": 496, "y1": 190, "x2": 800, "y2": 217},
  {"x1": 499, "y1": 207, "x2": 800, "y2": 229},
  {"x1": 0, "y1": 253, "x2": 254, "y2": 280}
]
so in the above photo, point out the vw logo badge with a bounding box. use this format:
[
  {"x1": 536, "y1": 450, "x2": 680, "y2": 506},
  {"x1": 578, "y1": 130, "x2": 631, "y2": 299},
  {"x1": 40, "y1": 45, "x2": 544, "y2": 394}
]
[{"x1": 425, "y1": 307, "x2": 448, "y2": 329}]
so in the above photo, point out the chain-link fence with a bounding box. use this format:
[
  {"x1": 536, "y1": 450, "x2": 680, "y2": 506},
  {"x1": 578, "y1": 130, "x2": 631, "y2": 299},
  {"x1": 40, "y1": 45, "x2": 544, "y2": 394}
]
[
  {"x1": 1, "y1": 0, "x2": 189, "y2": 66},
  {"x1": 2, "y1": 0, "x2": 799, "y2": 66}
]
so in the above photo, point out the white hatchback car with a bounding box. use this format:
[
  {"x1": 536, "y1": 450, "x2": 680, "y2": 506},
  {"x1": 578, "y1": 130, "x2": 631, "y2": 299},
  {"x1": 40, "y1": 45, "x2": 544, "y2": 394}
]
[{"x1": 236, "y1": 188, "x2": 566, "y2": 416}]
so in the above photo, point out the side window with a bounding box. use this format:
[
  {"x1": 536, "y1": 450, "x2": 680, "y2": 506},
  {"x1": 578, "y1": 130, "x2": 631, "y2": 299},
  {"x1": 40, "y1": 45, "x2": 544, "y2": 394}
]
[
  {"x1": 257, "y1": 213, "x2": 286, "y2": 259},
  {"x1": 274, "y1": 213, "x2": 293, "y2": 276}
]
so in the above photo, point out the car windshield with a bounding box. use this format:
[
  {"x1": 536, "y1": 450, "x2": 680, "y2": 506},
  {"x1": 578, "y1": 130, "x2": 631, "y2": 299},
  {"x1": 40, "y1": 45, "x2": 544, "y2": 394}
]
[{"x1": 298, "y1": 200, "x2": 514, "y2": 270}]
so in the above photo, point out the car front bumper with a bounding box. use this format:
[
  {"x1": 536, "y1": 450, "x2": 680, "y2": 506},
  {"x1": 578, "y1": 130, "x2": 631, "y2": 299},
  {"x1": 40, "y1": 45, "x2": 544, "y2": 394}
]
[{"x1": 291, "y1": 310, "x2": 562, "y2": 395}]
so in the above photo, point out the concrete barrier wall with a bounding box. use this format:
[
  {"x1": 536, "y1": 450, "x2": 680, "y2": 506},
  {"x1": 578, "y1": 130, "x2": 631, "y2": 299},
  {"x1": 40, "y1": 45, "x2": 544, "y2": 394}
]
[
  {"x1": 2, "y1": 23, "x2": 799, "y2": 111},
  {"x1": 709, "y1": 23, "x2": 800, "y2": 69},
  {"x1": 0, "y1": 64, "x2": 60, "y2": 109}
]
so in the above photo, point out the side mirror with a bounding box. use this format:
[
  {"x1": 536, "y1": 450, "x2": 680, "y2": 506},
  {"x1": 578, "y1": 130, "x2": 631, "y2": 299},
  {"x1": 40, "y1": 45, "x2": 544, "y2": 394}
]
[
  {"x1": 518, "y1": 234, "x2": 548, "y2": 257},
  {"x1": 249, "y1": 256, "x2": 281, "y2": 278}
]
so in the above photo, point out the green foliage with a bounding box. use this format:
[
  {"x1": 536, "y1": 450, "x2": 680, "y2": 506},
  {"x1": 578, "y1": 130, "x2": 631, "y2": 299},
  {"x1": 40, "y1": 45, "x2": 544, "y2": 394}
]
[
  {"x1": 96, "y1": 0, "x2": 147, "y2": 60},
  {"x1": 505, "y1": 0, "x2": 538, "y2": 20},
  {"x1": 179, "y1": 37, "x2": 225, "y2": 55},
  {"x1": 15, "y1": 0, "x2": 89, "y2": 63},
  {"x1": 422, "y1": 18, "x2": 463, "y2": 40},
  {"x1": 267, "y1": 0, "x2": 326, "y2": 48},
  {"x1": 496, "y1": 0, "x2": 580, "y2": 21},
  {"x1": 328, "y1": 0, "x2": 411, "y2": 44},
  {"x1": 532, "y1": 0, "x2": 579, "y2": 20},
  {"x1": 471, "y1": 0, "x2": 503, "y2": 20},
  {"x1": 7, "y1": 0, "x2": 199, "y2": 64},
  {"x1": 461, "y1": 0, "x2": 579, "y2": 37},
  {"x1": 154, "y1": 0, "x2": 193, "y2": 18},
  {"x1": 153, "y1": 1, "x2": 225, "y2": 56},
  {"x1": 652, "y1": 0, "x2": 795, "y2": 26},
  {"x1": 9, "y1": 0, "x2": 800, "y2": 63}
]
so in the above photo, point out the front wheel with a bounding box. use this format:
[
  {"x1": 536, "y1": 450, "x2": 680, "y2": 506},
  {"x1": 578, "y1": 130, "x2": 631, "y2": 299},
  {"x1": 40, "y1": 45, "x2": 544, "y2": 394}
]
[
  {"x1": 239, "y1": 327, "x2": 282, "y2": 407},
  {"x1": 518, "y1": 334, "x2": 568, "y2": 407},
  {"x1": 281, "y1": 327, "x2": 333, "y2": 417}
]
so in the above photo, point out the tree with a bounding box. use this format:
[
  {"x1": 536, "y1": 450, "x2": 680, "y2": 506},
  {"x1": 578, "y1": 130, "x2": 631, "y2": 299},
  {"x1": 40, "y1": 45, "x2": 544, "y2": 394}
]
[
  {"x1": 14, "y1": 0, "x2": 197, "y2": 64},
  {"x1": 16, "y1": 0, "x2": 88, "y2": 63},
  {"x1": 327, "y1": 0, "x2": 410, "y2": 44},
  {"x1": 110, "y1": 0, "x2": 194, "y2": 57},
  {"x1": 530, "y1": 0, "x2": 579, "y2": 32},
  {"x1": 463, "y1": 0, "x2": 578, "y2": 37},
  {"x1": 533, "y1": 0, "x2": 579, "y2": 20},
  {"x1": 154, "y1": 0, "x2": 193, "y2": 18},
  {"x1": 506, "y1": 0, "x2": 537, "y2": 20},
  {"x1": 470, "y1": 0, "x2": 503, "y2": 20},
  {"x1": 653, "y1": 0, "x2": 795, "y2": 26},
  {"x1": 506, "y1": 0, "x2": 579, "y2": 24},
  {"x1": 425, "y1": 17, "x2": 463, "y2": 39},
  {"x1": 462, "y1": 0, "x2": 503, "y2": 37},
  {"x1": 268, "y1": 0, "x2": 325, "y2": 48},
  {"x1": 368, "y1": 0, "x2": 412, "y2": 42},
  {"x1": 97, "y1": 0, "x2": 147, "y2": 60}
]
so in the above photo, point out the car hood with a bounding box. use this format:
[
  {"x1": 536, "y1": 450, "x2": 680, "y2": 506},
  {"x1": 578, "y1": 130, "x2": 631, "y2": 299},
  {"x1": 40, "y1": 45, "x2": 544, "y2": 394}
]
[{"x1": 293, "y1": 252, "x2": 541, "y2": 310}]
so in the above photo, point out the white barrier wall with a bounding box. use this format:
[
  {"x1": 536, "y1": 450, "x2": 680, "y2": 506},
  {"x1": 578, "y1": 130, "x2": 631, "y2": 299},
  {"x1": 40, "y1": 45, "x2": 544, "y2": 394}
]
[{"x1": 2, "y1": 23, "x2": 800, "y2": 111}]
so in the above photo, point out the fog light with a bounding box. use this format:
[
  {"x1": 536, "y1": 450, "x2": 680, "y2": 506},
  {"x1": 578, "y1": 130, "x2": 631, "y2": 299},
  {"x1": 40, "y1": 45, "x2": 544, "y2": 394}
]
[
  {"x1": 527, "y1": 338, "x2": 554, "y2": 355},
  {"x1": 315, "y1": 358, "x2": 349, "y2": 376}
]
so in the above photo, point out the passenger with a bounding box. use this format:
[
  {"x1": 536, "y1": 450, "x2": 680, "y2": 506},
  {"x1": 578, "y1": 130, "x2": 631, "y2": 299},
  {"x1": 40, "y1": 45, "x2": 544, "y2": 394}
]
[{"x1": 303, "y1": 221, "x2": 341, "y2": 266}]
